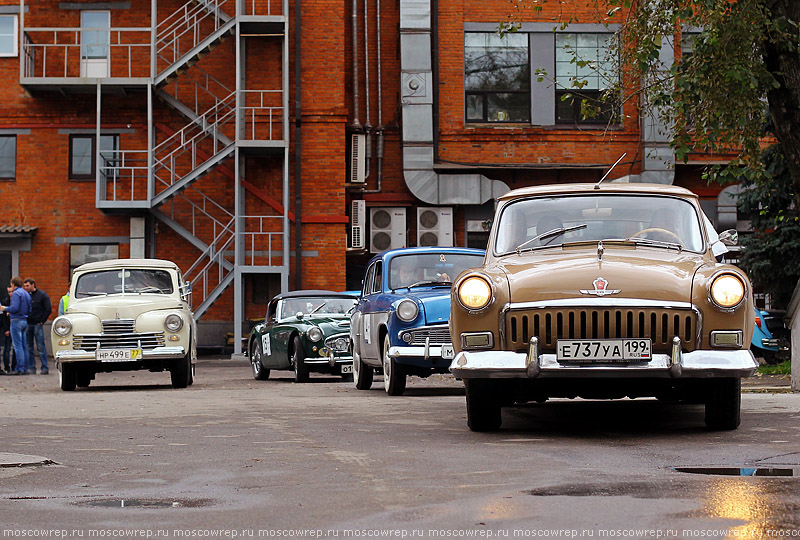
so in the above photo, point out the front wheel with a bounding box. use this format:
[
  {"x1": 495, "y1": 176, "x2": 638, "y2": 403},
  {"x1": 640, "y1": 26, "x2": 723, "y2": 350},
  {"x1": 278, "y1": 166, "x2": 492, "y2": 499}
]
[
  {"x1": 353, "y1": 349, "x2": 373, "y2": 390},
  {"x1": 382, "y1": 335, "x2": 406, "y2": 396},
  {"x1": 292, "y1": 336, "x2": 309, "y2": 383},
  {"x1": 250, "y1": 340, "x2": 271, "y2": 380},
  {"x1": 705, "y1": 378, "x2": 741, "y2": 430},
  {"x1": 464, "y1": 379, "x2": 502, "y2": 432},
  {"x1": 76, "y1": 369, "x2": 93, "y2": 388},
  {"x1": 59, "y1": 363, "x2": 77, "y2": 392},
  {"x1": 171, "y1": 353, "x2": 191, "y2": 389}
]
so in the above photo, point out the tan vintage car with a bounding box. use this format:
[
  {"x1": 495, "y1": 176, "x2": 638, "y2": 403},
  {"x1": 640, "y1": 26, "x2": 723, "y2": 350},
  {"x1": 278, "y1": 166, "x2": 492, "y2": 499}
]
[
  {"x1": 449, "y1": 183, "x2": 757, "y2": 431},
  {"x1": 51, "y1": 259, "x2": 197, "y2": 391}
]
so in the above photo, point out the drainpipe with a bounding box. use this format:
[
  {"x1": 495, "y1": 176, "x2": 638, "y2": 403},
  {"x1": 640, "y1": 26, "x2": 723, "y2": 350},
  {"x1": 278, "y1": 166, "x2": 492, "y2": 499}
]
[
  {"x1": 363, "y1": 0, "x2": 383, "y2": 194},
  {"x1": 351, "y1": 0, "x2": 361, "y2": 128},
  {"x1": 294, "y1": 0, "x2": 303, "y2": 289},
  {"x1": 363, "y1": 0, "x2": 372, "y2": 179}
]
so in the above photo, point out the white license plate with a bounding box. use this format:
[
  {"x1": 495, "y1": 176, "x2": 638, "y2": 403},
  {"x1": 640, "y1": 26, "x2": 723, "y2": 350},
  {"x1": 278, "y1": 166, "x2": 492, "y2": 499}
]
[
  {"x1": 340, "y1": 364, "x2": 353, "y2": 374},
  {"x1": 96, "y1": 348, "x2": 142, "y2": 362},
  {"x1": 441, "y1": 345, "x2": 455, "y2": 360},
  {"x1": 556, "y1": 339, "x2": 651, "y2": 362}
]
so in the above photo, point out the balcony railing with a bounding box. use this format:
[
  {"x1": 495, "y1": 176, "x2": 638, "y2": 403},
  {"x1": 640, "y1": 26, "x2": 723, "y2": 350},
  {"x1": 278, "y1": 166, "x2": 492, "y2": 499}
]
[
  {"x1": 240, "y1": 90, "x2": 284, "y2": 141},
  {"x1": 21, "y1": 27, "x2": 152, "y2": 79},
  {"x1": 242, "y1": 0, "x2": 285, "y2": 17}
]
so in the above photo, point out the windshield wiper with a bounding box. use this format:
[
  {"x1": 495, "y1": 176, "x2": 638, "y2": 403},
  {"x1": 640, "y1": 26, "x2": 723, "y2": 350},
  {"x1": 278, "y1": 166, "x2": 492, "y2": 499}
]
[
  {"x1": 85, "y1": 291, "x2": 109, "y2": 296},
  {"x1": 515, "y1": 224, "x2": 588, "y2": 253},
  {"x1": 620, "y1": 237, "x2": 683, "y2": 252},
  {"x1": 309, "y1": 302, "x2": 327, "y2": 314}
]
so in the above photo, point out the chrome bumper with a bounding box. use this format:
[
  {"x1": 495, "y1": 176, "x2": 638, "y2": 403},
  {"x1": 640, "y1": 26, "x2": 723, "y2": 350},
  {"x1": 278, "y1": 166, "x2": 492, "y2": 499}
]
[
  {"x1": 450, "y1": 337, "x2": 757, "y2": 379},
  {"x1": 55, "y1": 346, "x2": 187, "y2": 363},
  {"x1": 305, "y1": 354, "x2": 353, "y2": 367},
  {"x1": 388, "y1": 345, "x2": 454, "y2": 362}
]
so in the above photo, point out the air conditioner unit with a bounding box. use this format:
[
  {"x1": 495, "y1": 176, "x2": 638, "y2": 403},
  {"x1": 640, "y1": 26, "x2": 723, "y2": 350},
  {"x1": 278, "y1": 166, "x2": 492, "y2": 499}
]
[
  {"x1": 349, "y1": 133, "x2": 366, "y2": 184},
  {"x1": 417, "y1": 207, "x2": 453, "y2": 247},
  {"x1": 370, "y1": 207, "x2": 406, "y2": 253},
  {"x1": 350, "y1": 200, "x2": 366, "y2": 250}
]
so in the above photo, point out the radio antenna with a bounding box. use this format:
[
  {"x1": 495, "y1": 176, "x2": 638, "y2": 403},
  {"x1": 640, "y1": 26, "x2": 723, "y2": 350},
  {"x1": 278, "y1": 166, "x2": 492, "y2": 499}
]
[{"x1": 595, "y1": 153, "x2": 627, "y2": 189}]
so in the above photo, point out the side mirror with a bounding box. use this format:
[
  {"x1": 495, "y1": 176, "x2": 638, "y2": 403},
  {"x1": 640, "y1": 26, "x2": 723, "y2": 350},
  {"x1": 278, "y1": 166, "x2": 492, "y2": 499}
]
[
  {"x1": 718, "y1": 229, "x2": 738, "y2": 246},
  {"x1": 295, "y1": 312, "x2": 304, "y2": 320}
]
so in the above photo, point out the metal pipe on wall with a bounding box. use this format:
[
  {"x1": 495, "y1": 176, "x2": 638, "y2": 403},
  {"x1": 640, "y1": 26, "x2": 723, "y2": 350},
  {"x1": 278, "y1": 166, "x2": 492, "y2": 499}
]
[
  {"x1": 363, "y1": 0, "x2": 383, "y2": 193},
  {"x1": 363, "y1": 0, "x2": 372, "y2": 179},
  {"x1": 351, "y1": 0, "x2": 361, "y2": 128},
  {"x1": 294, "y1": 0, "x2": 303, "y2": 289}
]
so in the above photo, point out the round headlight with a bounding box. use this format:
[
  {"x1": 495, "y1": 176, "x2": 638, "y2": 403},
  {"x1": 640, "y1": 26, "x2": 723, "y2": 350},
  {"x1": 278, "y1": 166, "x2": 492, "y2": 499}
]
[
  {"x1": 711, "y1": 274, "x2": 745, "y2": 309},
  {"x1": 307, "y1": 326, "x2": 323, "y2": 342},
  {"x1": 396, "y1": 299, "x2": 419, "y2": 322},
  {"x1": 458, "y1": 276, "x2": 492, "y2": 310},
  {"x1": 164, "y1": 313, "x2": 184, "y2": 332},
  {"x1": 53, "y1": 317, "x2": 73, "y2": 337}
]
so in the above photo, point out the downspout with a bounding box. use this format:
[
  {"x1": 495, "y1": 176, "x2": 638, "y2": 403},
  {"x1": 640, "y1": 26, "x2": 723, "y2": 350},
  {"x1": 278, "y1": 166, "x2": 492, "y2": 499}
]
[
  {"x1": 363, "y1": 0, "x2": 372, "y2": 179},
  {"x1": 351, "y1": 0, "x2": 361, "y2": 128},
  {"x1": 294, "y1": 0, "x2": 302, "y2": 289},
  {"x1": 363, "y1": 0, "x2": 383, "y2": 194}
]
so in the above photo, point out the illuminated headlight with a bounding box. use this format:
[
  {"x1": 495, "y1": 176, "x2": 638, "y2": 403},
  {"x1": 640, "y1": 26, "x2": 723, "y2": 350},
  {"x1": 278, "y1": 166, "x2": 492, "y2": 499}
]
[
  {"x1": 396, "y1": 299, "x2": 419, "y2": 322},
  {"x1": 458, "y1": 276, "x2": 492, "y2": 310},
  {"x1": 710, "y1": 274, "x2": 745, "y2": 309},
  {"x1": 53, "y1": 317, "x2": 73, "y2": 337},
  {"x1": 307, "y1": 326, "x2": 323, "y2": 342},
  {"x1": 164, "y1": 313, "x2": 184, "y2": 332}
]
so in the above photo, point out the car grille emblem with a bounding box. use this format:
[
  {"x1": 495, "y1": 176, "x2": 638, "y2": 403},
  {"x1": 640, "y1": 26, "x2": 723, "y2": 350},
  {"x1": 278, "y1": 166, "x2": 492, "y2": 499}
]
[{"x1": 580, "y1": 277, "x2": 621, "y2": 296}]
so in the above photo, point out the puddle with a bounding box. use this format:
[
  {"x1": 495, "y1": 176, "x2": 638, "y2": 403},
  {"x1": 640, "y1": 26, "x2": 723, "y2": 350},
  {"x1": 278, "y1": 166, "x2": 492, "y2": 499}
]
[
  {"x1": 77, "y1": 498, "x2": 212, "y2": 508},
  {"x1": 672, "y1": 467, "x2": 799, "y2": 477}
]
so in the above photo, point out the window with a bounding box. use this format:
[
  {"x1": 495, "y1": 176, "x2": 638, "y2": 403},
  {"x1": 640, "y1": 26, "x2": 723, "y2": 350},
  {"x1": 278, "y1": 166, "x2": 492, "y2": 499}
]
[
  {"x1": 555, "y1": 33, "x2": 618, "y2": 124},
  {"x1": 69, "y1": 134, "x2": 119, "y2": 180},
  {"x1": 0, "y1": 136, "x2": 16, "y2": 180},
  {"x1": 465, "y1": 32, "x2": 530, "y2": 123},
  {"x1": 69, "y1": 244, "x2": 119, "y2": 275},
  {"x1": 0, "y1": 15, "x2": 17, "y2": 57}
]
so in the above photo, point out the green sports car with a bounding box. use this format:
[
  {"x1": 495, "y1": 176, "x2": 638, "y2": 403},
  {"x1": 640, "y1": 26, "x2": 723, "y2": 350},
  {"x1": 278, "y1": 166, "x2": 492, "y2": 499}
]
[{"x1": 247, "y1": 290, "x2": 357, "y2": 382}]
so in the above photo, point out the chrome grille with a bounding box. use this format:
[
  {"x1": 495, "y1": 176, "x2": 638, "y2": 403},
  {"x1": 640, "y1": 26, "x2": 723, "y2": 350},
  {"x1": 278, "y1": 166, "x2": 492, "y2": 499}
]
[
  {"x1": 505, "y1": 307, "x2": 698, "y2": 352},
  {"x1": 73, "y1": 332, "x2": 165, "y2": 351},
  {"x1": 102, "y1": 319, "x2": 135, "y2": 334},
  {"x1": 402, "y1": 327, "x2": 452, "y2": 346}
]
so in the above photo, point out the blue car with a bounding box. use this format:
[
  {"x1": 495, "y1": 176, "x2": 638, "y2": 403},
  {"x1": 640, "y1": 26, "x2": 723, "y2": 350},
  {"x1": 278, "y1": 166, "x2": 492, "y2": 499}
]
[
  {"x1": 350, "y1": 247, "x2": 486, "y2": 395},
  {"x1": 751, "y1": 307, "x2": 781, "y2": 364}
]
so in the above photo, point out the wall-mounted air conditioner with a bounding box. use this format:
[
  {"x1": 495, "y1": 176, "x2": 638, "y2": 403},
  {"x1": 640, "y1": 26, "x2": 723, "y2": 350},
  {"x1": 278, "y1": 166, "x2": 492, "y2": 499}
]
[
  {"x1": 370, "y1": 207, "x2": 406, "y2": 253},
  {"x1": 417, "y1": 207, "x2": 453, "y2": 247},
  {"x1": 349, "y1": 133, "x2": 366, "y2": 184},
  {"x1": 350, "y1": 200, "x2": 366, "y2": 250}
]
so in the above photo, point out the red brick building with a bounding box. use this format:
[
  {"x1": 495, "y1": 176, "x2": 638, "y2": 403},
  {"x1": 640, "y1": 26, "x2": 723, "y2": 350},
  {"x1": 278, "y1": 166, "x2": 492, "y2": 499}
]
[{"x1": 0, "y1": 0, "x2": 738, "y2": 349}]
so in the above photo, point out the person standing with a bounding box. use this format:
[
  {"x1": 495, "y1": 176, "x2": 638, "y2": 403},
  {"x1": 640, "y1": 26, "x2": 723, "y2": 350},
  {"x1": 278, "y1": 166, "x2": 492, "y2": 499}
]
[
  {"x1": 0, "y1": 277, "x2": 31, "y2": 375},
  {"x1": 23, "y1": 278, "x2": 52, "y2": 375},
  {"x1": 0, "y1": 287, "x2": 11, "y2": 374}
]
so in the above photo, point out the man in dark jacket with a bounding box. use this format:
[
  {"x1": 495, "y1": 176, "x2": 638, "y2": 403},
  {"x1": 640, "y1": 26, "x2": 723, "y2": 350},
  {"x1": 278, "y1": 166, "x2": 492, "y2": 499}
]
[
  {"x1": 23, "y1": 278, "x2": 52, "y2": 375},
  {"x1": 0, "y1": 276, "x2": 31, "y2": 374},
  {"x1": 0, "y1": 287, "x2": 12, "y2": 374}
]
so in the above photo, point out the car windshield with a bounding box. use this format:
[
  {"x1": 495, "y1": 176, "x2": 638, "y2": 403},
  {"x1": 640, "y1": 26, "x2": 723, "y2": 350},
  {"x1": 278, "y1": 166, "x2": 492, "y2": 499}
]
[
  {"x1": 280, "y1": 297, "x2": 356, "y2": 318},
  {"x1": 74, "y1": 269, "x2": 174, "y2": 298},
  {"x1": 389, "y1": 253, "x2": 485, "y2": 290},
  {"x1": 494, "y1": 194, "x2": 705, "y2": 255}
]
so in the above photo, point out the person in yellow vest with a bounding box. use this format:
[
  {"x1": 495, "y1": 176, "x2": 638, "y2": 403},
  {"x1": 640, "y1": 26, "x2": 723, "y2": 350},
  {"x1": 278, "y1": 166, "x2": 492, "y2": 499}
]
[{"x1": 58, "y1": 293, "x2": 69, "y2": 316}]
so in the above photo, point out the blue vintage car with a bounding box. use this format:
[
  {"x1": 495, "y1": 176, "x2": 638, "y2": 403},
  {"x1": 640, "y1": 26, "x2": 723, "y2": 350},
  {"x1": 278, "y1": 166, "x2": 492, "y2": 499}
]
[
  {"x1": 350, "y1": 247, "x2": 486, "y2": 395},
  {"x1": 751, "y1": 307, "x2": 781, "y2": 365}
]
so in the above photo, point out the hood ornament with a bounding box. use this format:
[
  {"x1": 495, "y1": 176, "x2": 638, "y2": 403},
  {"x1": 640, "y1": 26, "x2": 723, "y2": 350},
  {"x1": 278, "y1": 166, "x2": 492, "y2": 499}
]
[
  {"x1": 597, "y1": 241, "x2": 604, "y2": 261},
  {"x1": 580, "y1": 277, "x2": 620, "y2": 296}
]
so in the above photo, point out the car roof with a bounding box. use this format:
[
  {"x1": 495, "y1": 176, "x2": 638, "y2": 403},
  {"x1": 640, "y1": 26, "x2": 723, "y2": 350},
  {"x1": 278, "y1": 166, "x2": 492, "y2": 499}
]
[
  {"x1": 497, "y1": 182, "x2": 698, "y2": 202},
  {"x1": 272, "y1": 290, "x2": 357, "y2": 302},
  {"x1": 73, "y1": 258, "x2": 181, "y2": 273},
  {"x1": 366, "y1": 246, "x2": 486, "y2": 266}
]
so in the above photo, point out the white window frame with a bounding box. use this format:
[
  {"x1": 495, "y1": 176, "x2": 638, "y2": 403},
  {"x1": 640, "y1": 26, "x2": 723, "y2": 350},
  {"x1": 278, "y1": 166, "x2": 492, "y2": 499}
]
[{"x1": 0, "y1": 15, "x2": 18, "y2": 58}]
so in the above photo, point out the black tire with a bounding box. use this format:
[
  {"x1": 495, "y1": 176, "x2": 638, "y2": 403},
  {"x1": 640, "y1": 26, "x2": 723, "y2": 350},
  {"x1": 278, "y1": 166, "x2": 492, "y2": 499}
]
[
  {"x1": 76, "y1": 369, "x2": 92, "y2": 388},
  {"x1": 464, "y1": 379, "x2": 502, "y2": 432},
  {"x1": 292, "y1": 336, "x2": 309, "y2": 383},
  {"x1": 705, "y1": 378, "x2": 741, "y2": 430},
  {"x1": 353, "y1": 349, "x2": 373, "y2": 390},
  {"x1": 171, "y1": 353, "x2": 191, "y2": 389},
  {"x1": 382, "y1": 335, "x2": 406, "y2": 396},
  {"x1": 761, "y1": 350, "x2": 780, "y2": 365},
  {"x1": 59, "y1": 363, "x2": 77, "y2": 392},
  {"x1": 250, "y1": 340, "x2": 270, "y2": 380},
  {"x1": 188, "y1": 363, "x2": 195, "y2": 386}
]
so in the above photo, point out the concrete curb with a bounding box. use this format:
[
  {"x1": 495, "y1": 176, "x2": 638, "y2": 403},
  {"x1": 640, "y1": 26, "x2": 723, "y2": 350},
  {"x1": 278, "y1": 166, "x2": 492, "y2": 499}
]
[{"x1": 0, "y1": 453, "x2": 56, "y2": 468}]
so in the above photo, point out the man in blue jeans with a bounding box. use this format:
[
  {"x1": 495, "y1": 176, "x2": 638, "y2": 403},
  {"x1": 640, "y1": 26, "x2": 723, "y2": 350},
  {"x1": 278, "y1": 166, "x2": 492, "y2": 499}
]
[
  {"x1": 0, "y1": 276, "x2": 31, "y2": 375},
  {"x1": 23, "y1": 278, "x2": 51, "y2": 375}
]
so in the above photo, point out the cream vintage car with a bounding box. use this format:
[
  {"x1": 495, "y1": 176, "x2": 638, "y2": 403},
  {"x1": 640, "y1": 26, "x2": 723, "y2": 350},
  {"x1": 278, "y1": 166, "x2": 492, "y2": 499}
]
[
  {"x1": 449, "y1": 183, "x2": 757, "y2": 431},
  {"x1": 51, "y1": 259, "x2": 197, "y2": 391}
]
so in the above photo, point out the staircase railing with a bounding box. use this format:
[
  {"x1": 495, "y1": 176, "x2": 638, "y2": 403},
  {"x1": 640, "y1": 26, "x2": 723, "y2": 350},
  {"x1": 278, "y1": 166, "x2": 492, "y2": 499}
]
[
  {"x1": 159, "y1": 66, "x2": 234, "y2": 120},
  {"x1": 156, "y1": 0, "x2": 233, "y2": 74}
]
